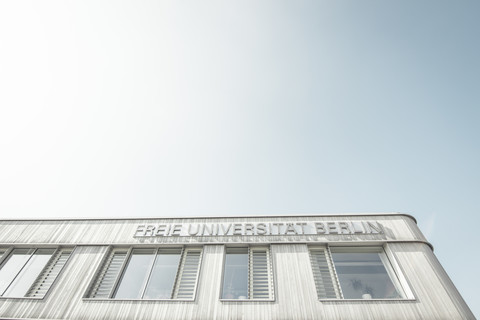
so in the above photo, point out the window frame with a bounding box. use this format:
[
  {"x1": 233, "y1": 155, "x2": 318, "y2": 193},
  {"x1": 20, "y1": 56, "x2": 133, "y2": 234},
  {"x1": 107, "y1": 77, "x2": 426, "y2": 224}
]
[
  {"x1": 220, "y1": 245, "x2": 275, "y2": 302},
  {"x1": 382, "y1": 244, "x2": 415, "y2": 299},
  {"x1": 0, "y1": 247, "x2": 13, "y2": 266},
  {"x1": 0, "y1": 246, "x2": 74, "y2": 300},
  {"x1": 85, "y1": 246, "x2": 203, "y2": 301},
  {"x1": 309, "y1": 245, "x2": 414, "y2": 301}
]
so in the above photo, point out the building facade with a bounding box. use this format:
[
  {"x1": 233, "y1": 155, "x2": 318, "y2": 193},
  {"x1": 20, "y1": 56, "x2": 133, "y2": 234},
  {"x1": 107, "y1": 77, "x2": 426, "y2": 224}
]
[{"x1": 0, "y1": 213, "x2": 475, "y2": 319}]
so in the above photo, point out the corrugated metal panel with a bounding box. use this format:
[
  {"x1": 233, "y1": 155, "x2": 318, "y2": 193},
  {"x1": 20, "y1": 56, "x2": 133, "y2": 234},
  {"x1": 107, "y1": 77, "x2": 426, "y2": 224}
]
[
  {"x1": 26, "y1": 248, "x2": 73, "y2": 298},
  {"x1": 172, "y1": 248, "x2": 202, "y2": 300}
]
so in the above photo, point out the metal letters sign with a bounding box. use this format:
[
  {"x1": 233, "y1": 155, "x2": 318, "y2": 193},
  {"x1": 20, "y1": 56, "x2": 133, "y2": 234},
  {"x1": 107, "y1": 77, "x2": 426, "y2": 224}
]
[{"x1": 133, "y1": 221, "x2": 383, "y2": 237}]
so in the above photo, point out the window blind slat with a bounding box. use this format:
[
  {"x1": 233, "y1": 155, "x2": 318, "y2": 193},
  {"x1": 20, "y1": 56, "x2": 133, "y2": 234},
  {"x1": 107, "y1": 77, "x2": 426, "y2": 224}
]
[
  {"x1": 90, "y1": 250, "x2": 128, "y2": 298},
  {"x1": 249, "y1": 248, "x2": 273, "y2": 300},
  {"x1": 310, "y1": 248, "x2": 340, "y2": 299},
  {"x1": 26, "y1": 249, "x2": 73, "y2": 298},
  {"x1": 172, "y1": 249, "x2": 201, "y2": 300}
]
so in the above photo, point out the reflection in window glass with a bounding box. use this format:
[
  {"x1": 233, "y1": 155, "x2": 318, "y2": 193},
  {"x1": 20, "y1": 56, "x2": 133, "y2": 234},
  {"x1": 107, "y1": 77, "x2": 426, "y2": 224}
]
[
  {"x1": 331, "y1": 250, "x2": 402, "y2": 299},
  {"x1": 114, "y1": 249, "x2": 156, "y2": 299},
  {"x1": 222, "y1": 248, "x2": 248, "y2": 299},
  {"x1": 3, "y1": 249, "x2": 55, "y2": 297},
  {"x1": 144, "y1": 249, "x2": 182, "y2": 299}
]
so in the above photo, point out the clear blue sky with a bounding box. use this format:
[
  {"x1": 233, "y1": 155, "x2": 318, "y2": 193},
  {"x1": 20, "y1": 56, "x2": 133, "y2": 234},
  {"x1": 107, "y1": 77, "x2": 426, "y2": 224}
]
[{"x1": 0, "y1": 0, "x2": 478, "y2": 316}]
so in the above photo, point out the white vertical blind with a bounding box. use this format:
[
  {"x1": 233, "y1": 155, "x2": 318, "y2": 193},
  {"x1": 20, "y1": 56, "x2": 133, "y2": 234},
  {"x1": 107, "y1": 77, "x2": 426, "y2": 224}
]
[
  {"x1": 172, "y1": 248, "x2": 202, "y2": 299},
  {"x1": 90, "y1": 249, "x2": 128, "y2": 298},
  {"x1": 26, "y1": 248, "x2": 73, "y2": 298},
  {"x1": 249, "y1": 247, "x2": 273, "y2": 300},
  {"x1": 309, "y1": 247, "x2": 341, "y2": 299}
]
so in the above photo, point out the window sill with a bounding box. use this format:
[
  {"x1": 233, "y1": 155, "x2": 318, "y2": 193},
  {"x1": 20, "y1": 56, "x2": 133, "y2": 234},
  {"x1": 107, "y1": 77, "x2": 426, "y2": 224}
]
[
  {"x1": 82, "y1": 298, "x2": 196, "y2": 302},
  {"x1": 319, "y1": 298, "x2": 416, "y2": 302},
  {"x1": 220, "y1": 298, "x2": 275, "y2": 302},
  {"x1": 0, "y1": 296, "x2": 44, "y2": 300}
]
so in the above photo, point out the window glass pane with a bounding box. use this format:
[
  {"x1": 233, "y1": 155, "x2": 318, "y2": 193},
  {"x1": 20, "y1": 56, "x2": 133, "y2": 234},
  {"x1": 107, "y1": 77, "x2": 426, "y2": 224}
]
[
  {"x1": 222, "y1": 248, "x2": 248, "y2": 299},
  {"x1": 114, "y1": 249, "x2": 155, "y2": 299},
  {"x1": 0, "y1": 249, "x2": 35, "y2": 295},
  {"x1": 331, "y1": 251, "x2": 401, "y2": 299},
  {"x1": 143, "y1": 249, "x2": 182, "y2": 299},
  {"x1": 3, "y1": 249, "x2": 55, "y2": 297}
]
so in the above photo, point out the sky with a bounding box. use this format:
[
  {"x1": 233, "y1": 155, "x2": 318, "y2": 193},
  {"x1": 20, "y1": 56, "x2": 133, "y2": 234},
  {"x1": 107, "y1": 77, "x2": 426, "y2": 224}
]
[{"x1": 0, "y1": 0, "x2": 479, "y2": 316}]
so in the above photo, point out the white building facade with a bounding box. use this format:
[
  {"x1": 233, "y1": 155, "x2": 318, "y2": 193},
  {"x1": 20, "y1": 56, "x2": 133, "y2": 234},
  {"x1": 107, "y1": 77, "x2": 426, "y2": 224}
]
[{"x1": 0, "y1": 213, "x2": 475, "y2": 319}]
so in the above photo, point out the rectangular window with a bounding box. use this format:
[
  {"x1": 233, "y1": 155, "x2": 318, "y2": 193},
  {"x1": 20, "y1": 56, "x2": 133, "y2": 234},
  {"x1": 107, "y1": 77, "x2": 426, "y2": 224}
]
[
  {"x1": 221, "y1": 247, "x2": 274, "y2": 300},
  {"x1": 88, "y1": 247, "x2": 202, "y2": 300},
  {"x1": 0, "y1": 248, "x2": 73, "y2": 299},
  {"x1": 309, "y1": 246, "x2": 409, "y2": 300}
]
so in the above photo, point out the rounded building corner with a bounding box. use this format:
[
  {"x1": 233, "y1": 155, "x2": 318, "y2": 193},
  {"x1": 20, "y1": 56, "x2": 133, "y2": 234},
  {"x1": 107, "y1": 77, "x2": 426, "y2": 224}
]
[{"x1": 392, "y1": 212, "x2": 418, "y2": 224}]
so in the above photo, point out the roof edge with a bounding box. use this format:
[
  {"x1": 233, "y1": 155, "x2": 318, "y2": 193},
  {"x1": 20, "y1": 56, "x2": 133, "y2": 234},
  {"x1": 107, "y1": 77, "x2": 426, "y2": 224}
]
[{"x1": 0, "y1": 212, "x2": 417, "y2": 224}]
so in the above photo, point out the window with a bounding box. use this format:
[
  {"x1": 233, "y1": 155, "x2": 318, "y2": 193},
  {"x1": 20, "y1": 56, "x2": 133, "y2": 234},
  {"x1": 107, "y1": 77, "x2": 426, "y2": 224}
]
[
  {"x1": 0, "y1": 247, "x2": 73, "y2": 299},
  {"x1": 221, "y1": 247, "x2": 274, "y2": 300},
  {"x1": 88, "y1": 247, "x2": 202, "y2": 300},
  {"x1": 309, "y1": 246, "x2": 409, "y2": 300}
]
